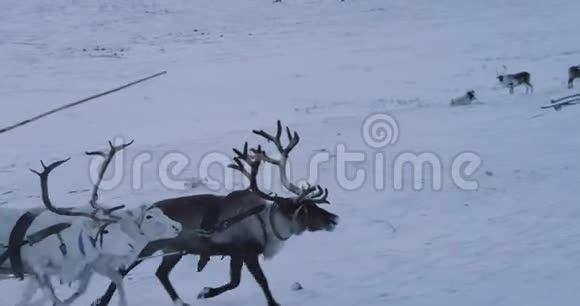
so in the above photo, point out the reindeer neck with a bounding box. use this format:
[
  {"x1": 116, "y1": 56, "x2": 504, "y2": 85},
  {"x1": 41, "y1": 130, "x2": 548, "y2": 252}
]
[
  {"x1": 255, "y1": 203, "x2": 296, "y2": 259},
  {"x1": 116, "y1": 208, "x2": 147, "y2": 244}
]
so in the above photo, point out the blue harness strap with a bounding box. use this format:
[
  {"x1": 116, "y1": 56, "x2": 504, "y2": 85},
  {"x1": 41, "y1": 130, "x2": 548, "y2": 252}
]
[
  {"x1": 78, "y1": 222, "x2": 111, "y2": 257},
  {"x1": 78, "y1": 231, "x2": 86, "y2": 257}
]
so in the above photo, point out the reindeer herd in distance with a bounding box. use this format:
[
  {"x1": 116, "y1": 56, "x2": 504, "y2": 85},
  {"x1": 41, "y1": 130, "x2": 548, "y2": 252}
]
[
  {"x1": 450, "y1": 64, "x2": 580, "y2": 106},
  {"x1": 0, "y1": 121, "x2": 338, "y2": 306}
]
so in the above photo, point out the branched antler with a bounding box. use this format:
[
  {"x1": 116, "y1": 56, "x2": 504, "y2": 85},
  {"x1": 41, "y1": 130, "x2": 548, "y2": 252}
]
[
  {"x1": 228, "y1": 142, "x2": 281, "y2": 201},
  {"x1": 228, "y1": 142, "x2": 252, "y2": 182},
  {"x1": 252, "y1": 120, "x2": 302, "y2": 195},
  {"x1": 85, "y1": 139, "x2": 134, "y2": 213},
  {"x1": 245, "y1": 120, "x2": 329, "y2": 203},
  {"x1": 29, "y1": 159, "x2": 112, "y2": 221},
  {"x1": 296, "y1": 182, "x2": 329, "y2": 204},
  {"x1": 252, "y1": 120, "x2": 329, "y2": 204}
]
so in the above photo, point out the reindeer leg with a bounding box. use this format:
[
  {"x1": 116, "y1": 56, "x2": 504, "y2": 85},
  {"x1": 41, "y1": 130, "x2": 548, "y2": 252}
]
[
  {"x1": 155, "y1": 253, "x2": 186, "y2": 306},
  {"x1": 243, "y1": 250, "x2": 280, "y2": 306},
  {"x1": 111, "y1": 274, "x2": 127, "y2": 306},
  {"x1": 35, "y1": 274, "x2": 67, "y2": 306},
  {"x1": 16, "y1": 277, "x2": 41, "y2": 306},
  {"x1": 197, "y1": 253, "x2": 243, "y2": 299},
  {"x1": 60, "y1": 269, "x2": 93, "y2": 305},
  {"x1": 91, "y1": 244, "x2": 158, "y2": 306},
  {"x1": 91, "y1": 259, "x2": 143, "y2": 306},
  {"x1": 93, "y1": 267, "x2": 128, "y2": 306}
]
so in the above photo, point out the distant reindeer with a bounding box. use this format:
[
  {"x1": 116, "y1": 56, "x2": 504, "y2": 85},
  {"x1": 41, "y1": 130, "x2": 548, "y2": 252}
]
[
  {"x1": 92, "y1": 120, "x2": 339, "y2": 306},
  {"x1": 568, "y1": 65, "x2": 580, "y2": 89},
  {"x1": 496, "y1": 66, "x2": 533, "y2": 94},
  {"x1": 450, "y1": 90, "x2": 477, "y2": 106},
  {"x1": 0, "y1": 140, "x2": 182, "y2": 306}
]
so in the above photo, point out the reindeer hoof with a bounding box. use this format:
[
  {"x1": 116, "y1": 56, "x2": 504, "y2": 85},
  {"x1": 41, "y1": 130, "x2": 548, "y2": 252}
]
[
  {"x1": 90, "y1": 298, "x2": 105, "y2": 306},
  {"x1": 172, "y1": 299, "x2": 191, "y2": 306},
  {"x1": 197, "y1": 287, "x2": 212, "y2": 299}
]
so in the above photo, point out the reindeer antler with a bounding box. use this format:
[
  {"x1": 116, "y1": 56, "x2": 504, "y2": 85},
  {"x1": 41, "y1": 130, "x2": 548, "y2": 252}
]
[
  {"x1": 30, "y1": 158, "x2": 113, "y2": 221},
  {"x1": 85, "y1": 139, "x2": 134, "y2": 213},
  {"x1": 228, "y1": 142, "x2": 282, "y2": 202},
  {"x1": 251, "y1": 120, "x2": 329, "y2": 204},
  {"x1": 252, "y1": 120, "x2": 302, "y2": 195},
  {"x1": 295, "y1": 182, "x2": 329, "y2": 204},
  {"x1": 228, "y1": 142, "x2": 253, "y2": 182}
]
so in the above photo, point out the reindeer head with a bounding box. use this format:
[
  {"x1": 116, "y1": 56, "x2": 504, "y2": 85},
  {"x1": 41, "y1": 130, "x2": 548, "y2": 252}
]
[
  {"x1": 118, "y1": 205, "x2": 182, "y2": 241},
  {"x1": 229, "y1": 121, "x2": 339, "y2": 235},
  {"x1": 496, "y1": 65, "x2": 508, "y2": 83},
  {"x1": 466, "y1": 90, "x2": 476, "y2": 100}
]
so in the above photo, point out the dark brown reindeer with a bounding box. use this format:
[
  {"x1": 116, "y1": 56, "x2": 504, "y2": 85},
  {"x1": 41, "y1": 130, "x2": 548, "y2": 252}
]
[{"x1": 92, "y1": 120, "x2": 339, "y2": 306}]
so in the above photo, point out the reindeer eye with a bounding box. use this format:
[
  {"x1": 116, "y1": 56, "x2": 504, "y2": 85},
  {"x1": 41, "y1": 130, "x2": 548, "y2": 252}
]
[
  {"x1": 103, "y1": 230, "x2": 109, "y2": 234},
  {"x1": 145, "y1": 215, "x2": 153, "y2": 220}
]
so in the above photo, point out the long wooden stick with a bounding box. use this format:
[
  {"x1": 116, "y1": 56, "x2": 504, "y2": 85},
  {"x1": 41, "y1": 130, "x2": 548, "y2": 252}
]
[{"x1": 0, "y1": 71, "x2": 167, "y2": 135}]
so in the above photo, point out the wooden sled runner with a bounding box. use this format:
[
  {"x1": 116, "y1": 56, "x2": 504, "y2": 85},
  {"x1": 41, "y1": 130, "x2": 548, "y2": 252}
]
[{"x1": 540, "y1": 93, "x2": 580, "y2": 111}]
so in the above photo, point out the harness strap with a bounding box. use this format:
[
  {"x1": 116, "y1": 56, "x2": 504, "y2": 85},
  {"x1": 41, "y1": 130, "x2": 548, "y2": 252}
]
[
  {"x1": 26, "y1": 223, "x2": 72, "y2": 246},
  {"x1": 56, "y1": 233, "x2": 67, "y2": 256},
  {"x1": 78, "y1": 231, "x2": 87, "y2": 257},
  {"x1": 78, "y1": 223, "x2": 111, "y2": 258},
  {"x1": 269, "y1": 204, "x2": 291, "y2": 241},
  {"x1": 195, "y1": 204, "x2": 266, "y2": 236},
  {"x1": 214, "y1": 205, "x2": 266, "y2": 233}
]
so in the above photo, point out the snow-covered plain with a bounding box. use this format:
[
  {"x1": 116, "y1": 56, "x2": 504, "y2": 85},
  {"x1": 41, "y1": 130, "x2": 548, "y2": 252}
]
[{"x1": 1, "y1": 0, "x2": 580, "y2": 305}]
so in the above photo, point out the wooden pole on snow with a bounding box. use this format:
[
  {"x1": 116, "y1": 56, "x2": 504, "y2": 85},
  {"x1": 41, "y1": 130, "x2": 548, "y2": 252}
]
[{"x1": 0, "y1": 71, "x2": 167, "y2": 135}]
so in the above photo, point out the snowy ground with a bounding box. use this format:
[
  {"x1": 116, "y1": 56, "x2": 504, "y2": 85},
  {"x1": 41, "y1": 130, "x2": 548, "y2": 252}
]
[{"x1": 1, "y1": 0, "x2": 580, "y2": 305}]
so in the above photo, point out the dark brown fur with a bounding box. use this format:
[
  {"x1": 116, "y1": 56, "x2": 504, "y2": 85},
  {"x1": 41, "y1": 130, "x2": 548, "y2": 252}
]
[{"x1": 568, "y1": 65, "x2": 580, "y2": 89}]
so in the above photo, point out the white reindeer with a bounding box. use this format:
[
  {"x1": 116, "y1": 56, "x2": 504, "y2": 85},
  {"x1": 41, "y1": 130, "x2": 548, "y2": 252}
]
[
  {"x1": 0, "y1": 139, "x2": 182, "y2": 306},
  {"x1": 450, "y1": 90, "x2": 477, "y2": 106},
  {"x1": 16, "y1": 219, "x2": 136, "y2": 306}
]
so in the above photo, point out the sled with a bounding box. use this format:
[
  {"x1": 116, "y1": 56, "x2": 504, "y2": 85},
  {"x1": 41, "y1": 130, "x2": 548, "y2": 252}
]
[
  {"x1": 0, "y1": 215, "x2": 73, "y2": 280},
  {"x1": 540, "y1": 93, "x2": 580, "y2": 111}
]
